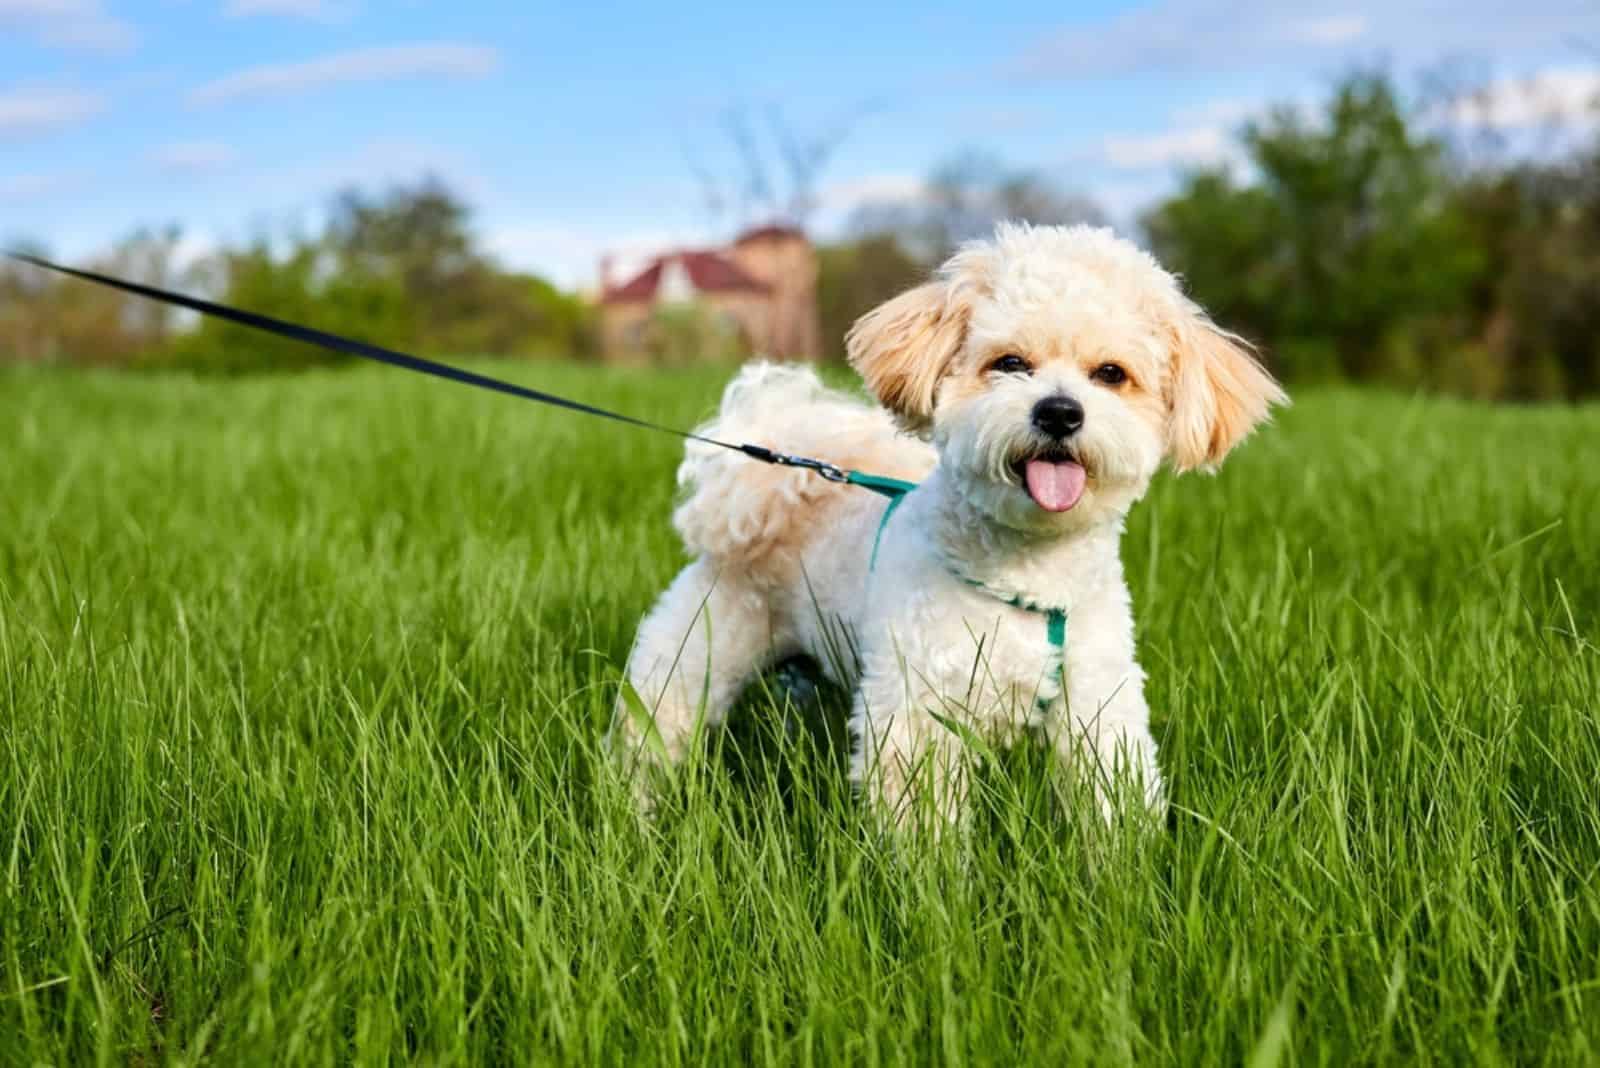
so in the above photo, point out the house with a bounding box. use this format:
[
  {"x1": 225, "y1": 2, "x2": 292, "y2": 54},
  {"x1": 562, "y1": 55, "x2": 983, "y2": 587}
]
[{"x1": 597, "y1": 225, "x2": 821, "y2": 362}]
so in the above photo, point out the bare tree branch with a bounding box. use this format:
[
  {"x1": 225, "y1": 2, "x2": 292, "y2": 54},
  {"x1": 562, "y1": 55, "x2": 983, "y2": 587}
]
[
  {"x1": 722, "y1": 106, "x2": 778, "y2": 225},
  {"x1": 679, "y1": 135, "x2": 729, "y2": 231},
  {"x1": 766, "y1": 99, "x2": 881, "y2": 226}
]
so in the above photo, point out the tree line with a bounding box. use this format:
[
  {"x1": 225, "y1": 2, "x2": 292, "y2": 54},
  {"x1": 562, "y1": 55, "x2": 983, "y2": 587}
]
[
  {"x1": 3, "y1": 69, "x2": 1597, "y2": 400},
  {"x1": 1145, "y1": 73, "x2": 1600, "y2": 401},
  {"x1": 1, "y1": 181, "x2": 592, "y2": 372},
  {"x1": 825, "y1": 71, "x2": 1600, "y2": 402}
]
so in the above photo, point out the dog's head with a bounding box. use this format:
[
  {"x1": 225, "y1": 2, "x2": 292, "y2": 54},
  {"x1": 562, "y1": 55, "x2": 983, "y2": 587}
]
[{"x1": 847, "y1": 223, "x2": 1286, "y2": 533}]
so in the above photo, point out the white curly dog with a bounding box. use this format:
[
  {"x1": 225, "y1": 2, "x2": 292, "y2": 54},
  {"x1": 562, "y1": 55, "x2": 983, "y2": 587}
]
[{"x1": 613, "y1": 223, "x2": 1285, "y2": 827}]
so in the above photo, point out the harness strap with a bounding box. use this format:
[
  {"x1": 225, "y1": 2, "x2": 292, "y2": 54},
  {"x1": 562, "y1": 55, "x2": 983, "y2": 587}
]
[
  {"x1": 956, "y1": 577, "x2": 1068, "y2": 710},
  {"x1": 1046, "y1": 607, "x2": 1067, "y2": 651},
  {"x1": 865, "y1": 479, "x2": 1069, "y2": 706},
  {"x1": 955, "y1": 578, "x2": 1069, "y2": 649},
  {"x1": 856, "y1": 473, "x2": 918, "y2": 571},
  {"x1": 848, "y1": 471, "x2": 919, "y2": 499}
]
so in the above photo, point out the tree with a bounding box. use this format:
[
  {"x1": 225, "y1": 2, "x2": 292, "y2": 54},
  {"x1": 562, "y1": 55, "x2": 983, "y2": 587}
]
[
  {"x1": 1141, "y1": 172, "x2": 1284, "y2": 348},
  {"x1": 1145, "y1": 72, "x2": 1485, "y2": 382},
  {"x1": 1471, "y1": 148, "x2": 1600, "y2": 400},
  {"x1": 815, "y1": 233, "x2": 926, "y2": 360},
  {"x1": 165, "y1": 179, "x2": 593, "y2": 371},
  {"x1": 323, "y1": 178, "x2": 476, "y2": 304},
  {"x1": 0, "y1": 227, "x2": 190, "y2": 366}
]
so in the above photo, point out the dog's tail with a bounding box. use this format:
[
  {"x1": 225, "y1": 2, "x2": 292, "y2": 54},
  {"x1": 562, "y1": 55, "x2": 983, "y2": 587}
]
[{"x1": 673, "y1": 362, "x2": 931, "y2": 575}]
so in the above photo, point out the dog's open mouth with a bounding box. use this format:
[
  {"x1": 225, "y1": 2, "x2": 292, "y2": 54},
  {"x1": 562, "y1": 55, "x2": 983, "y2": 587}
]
[{"x1": 1012, "y1": 450, "x2": 1087, "y2": 512}]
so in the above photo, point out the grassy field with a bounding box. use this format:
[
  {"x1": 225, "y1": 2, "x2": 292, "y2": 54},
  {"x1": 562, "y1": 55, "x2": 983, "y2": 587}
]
[{"x1": 2, "y1": 360, "x2": 1598, "y2": 1065}]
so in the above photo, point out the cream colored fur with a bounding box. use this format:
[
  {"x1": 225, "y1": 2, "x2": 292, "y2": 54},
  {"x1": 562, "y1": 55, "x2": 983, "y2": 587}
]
[{"x1": 612, "y1": 223, "x2": 1285, "y2": 828}]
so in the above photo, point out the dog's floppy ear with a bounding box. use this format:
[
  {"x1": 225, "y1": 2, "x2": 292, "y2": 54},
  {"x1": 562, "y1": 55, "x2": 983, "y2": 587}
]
[
  {"x1": 1167, "y1": 308, "x2": 1286, "y2": 472},
  {"x1": 846, "y1": 283, "x2": 968, "y2": 429},
  {"x1": 847, "y1": 252, "x2": 986, "y2": 429}
]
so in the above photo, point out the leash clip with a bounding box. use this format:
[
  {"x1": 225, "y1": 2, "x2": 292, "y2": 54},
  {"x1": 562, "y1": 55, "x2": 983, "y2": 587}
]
[
  {"x1": 738, "y1": 443, "x2": 850, "y2": 483},
  {"x1": 810, "y1": 460, "x2": 850, "y2": 483}
]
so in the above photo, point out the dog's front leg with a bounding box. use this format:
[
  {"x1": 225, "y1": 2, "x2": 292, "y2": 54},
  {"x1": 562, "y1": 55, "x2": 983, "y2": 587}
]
[
  {"x1": 1055, "y1": 594, "x2": 1164, "y2": 817},
  {"x1": 848, "y1": 654, "x2": 974, "y2": 833}
]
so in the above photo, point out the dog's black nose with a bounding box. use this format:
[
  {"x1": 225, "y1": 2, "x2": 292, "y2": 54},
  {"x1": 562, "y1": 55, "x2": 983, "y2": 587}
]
[{"x1": 1031, "y1": 394, "x2": 1084, "y2": 438}]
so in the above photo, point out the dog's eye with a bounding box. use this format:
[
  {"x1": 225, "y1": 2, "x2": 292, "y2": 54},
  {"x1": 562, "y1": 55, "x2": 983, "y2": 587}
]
[
  {"x1": 1091, "y1": 362, "x2": 1128, "y2": 386},
  {"x1": 988, "y1": 354, "x2": 1031, "y2": 375}
]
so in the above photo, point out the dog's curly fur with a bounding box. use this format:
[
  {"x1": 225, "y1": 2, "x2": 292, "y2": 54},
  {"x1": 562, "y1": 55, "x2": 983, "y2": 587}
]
[{"x1": 613, "y1": 223, "x2": 1285, "y2": 827}]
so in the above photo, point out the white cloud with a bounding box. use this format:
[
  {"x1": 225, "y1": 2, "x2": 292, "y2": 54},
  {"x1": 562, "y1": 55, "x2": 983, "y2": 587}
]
[
  {"x1": 308, "y1": 137, "x2": 492, "y2": 201},
  {"x1": 1087, "y1": 175, "x2": 1179, "y2": 229},
  {"x1": 1085, "y1": 90, "x2": 1339, "y2": 176},
  {"x1": 818, "y1": 173, "x2": 927, "y2": 214},
  {"x1": 1171, "y1": 97, "x2": 1271, "y2": 129},
  {"x1": 808, "y1": 172, "x2": 929, "y2": 238},
  {"x1": 1101, "y1": 126, "x2": 1229, "y2": 169},
  {"x1": 1084, "y1": 95, "x2": 1273, "y2": 173},
  {"x1": 0, "y1": 87, "x2": 104, "y2": 139},
  {"x1": 216, "y1": 137, "x2": 497, "y2": 232},
  {"x1": 188, "y1": 43, "x2": 501, "y2": 106},
  {"x1": 1448, "y1": 68, "x2": 1600, "y2": 130},
  {"x1": 956, "y1": 106, "x2": 1045, "y2": 134},
  {"x1": 0, "y1": 169, "x2": 95, "y2": 222},
  {"x1": 1016, "y1": 1, "x2": 1597, "y2": 80},
  {"x1": 150, "y1": 141, "x2": 239, "y2": 173},
  {"x1": 1284, "y1": 14, "x2": 1368, "y2": 45},
  {"x1": 0, "y1": 0, "x2": 137, "y2": 53},
  {"x1": 0, "y1": 172, "x2": 71, "y2": 200},
  {"x1": 224, "y1": 0, "x2": 347, "y2": 20}
]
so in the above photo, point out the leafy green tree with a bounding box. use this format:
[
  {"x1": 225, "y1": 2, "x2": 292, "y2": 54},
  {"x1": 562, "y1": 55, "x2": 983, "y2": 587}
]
[
  {"x1": 1146, "y1": 73, "x2": 1485, "y2": 383},
  {"x1": 815, "y1": 233, "x2": 925, "y2": 360},
  {"x1": 160, "y1": 240, "x2": 412, "y2": 372},
  {"x1": 1474, "y1": 150, "x2": 1600, "y2": 400},
  {"x1": 1142, "y1": 172, "x2": 1285, "y2": 350},
  {"x1": 165, "y1": 179, "x2": 593, "y2": 371},
  {"x1": 0, "y1": 227, "x2": 190, "y2": 367}
]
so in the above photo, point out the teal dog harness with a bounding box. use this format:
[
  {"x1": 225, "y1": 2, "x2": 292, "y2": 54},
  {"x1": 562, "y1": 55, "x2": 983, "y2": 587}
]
[{"x1": 859, "y1": 477, "x2": 1069, "y2": 711}]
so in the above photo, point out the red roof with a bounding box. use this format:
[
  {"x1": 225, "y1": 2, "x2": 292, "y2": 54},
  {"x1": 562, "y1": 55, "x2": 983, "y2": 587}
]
[{"x1": 601, "y1": 250, "x2": 768, "y2": 305}]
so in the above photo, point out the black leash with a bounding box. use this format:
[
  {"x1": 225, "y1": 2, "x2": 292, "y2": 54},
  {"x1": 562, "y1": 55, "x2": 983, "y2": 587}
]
[{"x1": 4, "y1": 250, "x2": 859, "y2": 485}]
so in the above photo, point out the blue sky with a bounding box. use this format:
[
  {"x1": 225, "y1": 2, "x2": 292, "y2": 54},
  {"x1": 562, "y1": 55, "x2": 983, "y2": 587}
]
[{"x1": 4, "y1": 0, "x2": 1596, "y2": 287}]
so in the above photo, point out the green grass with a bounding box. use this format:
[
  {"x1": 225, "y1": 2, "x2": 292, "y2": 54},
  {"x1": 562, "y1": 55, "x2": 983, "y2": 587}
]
[{"x1": 2, "y1": 360, "x2": 1598, "y2": 1065}]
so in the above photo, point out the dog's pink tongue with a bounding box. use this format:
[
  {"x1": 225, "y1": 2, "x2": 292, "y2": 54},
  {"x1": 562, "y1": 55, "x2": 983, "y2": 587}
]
[{"x1": 1023, "y1": 459, "x2": 1086, "y2": 512}]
